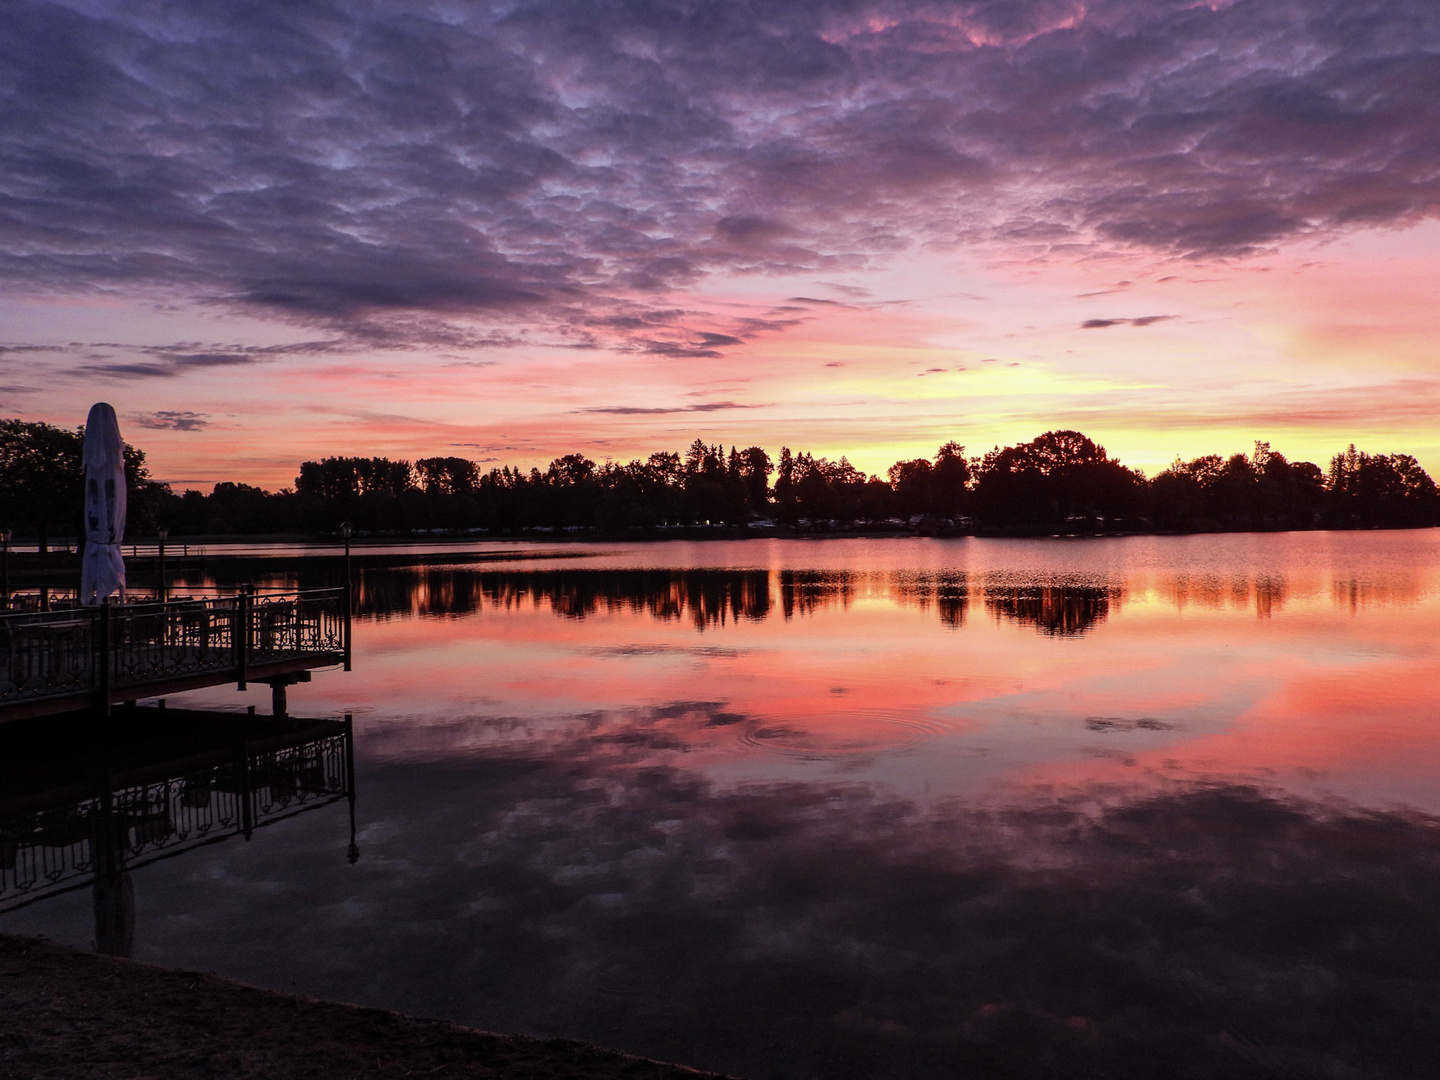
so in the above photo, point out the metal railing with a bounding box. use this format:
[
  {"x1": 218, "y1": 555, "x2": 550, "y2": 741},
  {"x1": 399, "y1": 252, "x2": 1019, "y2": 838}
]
[
  {"x1": 0, "y1": 587, "x2": 348, "y2": 710},
  {"x1": 0, "y1": 543, "x2": 202, "y2": 557}
]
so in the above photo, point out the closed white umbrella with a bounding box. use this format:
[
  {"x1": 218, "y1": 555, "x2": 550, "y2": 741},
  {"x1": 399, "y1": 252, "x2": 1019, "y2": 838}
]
[{"x1": 79, "y1": 402, "x2": 127, "y2": 606}]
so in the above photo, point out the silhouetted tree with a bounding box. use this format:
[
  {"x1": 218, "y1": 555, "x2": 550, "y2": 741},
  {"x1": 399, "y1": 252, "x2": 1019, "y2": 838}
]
[
  {"x1": 0, "y1": 418, "x2": 165, "y2": 547},
  {"x1": 889, "y1": 442, "x2": 971, "y2": 521},
  {"x1": 972, "y1": 430, "x2": 1140, "y2": 530},
  {"x1": 1330, "y1": 445, "x2": 1439, "y2": 527},
  {"x1": 1152, "y1": 442, "x2": 1330, "y2": 531},
  {"x1": 415, "y1": 457, "x2": 479, "y2": 496}
]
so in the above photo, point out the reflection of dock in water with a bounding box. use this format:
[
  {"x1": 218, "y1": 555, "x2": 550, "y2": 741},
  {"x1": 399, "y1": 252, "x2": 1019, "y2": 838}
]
[{"x1": 0, "y1": 708, "x2": 356, "y2": 955}]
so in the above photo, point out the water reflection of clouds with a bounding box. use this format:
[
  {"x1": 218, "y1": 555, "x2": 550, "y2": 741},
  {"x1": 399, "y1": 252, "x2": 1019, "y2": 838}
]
[{"x1": 76, "y1": 741, "x2": 1440, "y2": 1080}]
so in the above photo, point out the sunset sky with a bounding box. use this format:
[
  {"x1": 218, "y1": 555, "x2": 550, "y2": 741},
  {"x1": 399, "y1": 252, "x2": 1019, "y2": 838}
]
[{"x1": 3, "y1": 0, "x2": 1439, "y2": 491}]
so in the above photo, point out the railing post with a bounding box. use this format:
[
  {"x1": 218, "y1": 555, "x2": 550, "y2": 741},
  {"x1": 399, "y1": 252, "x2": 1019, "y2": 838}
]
[
  {"x1": 97, "y1": 597, "x2": 112, "y2": 717},
  {"x1": 235, "y1": 586, "x2": 250, "y2": 690}
]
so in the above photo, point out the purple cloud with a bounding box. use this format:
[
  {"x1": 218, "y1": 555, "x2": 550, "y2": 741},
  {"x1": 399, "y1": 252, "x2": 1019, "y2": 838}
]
[
  {"x1": 54, "y1": 339, "x2": 345, "y2": 378},
  {"x1": 0, "y1": 0, "x2": 1437, "y2": 357},
  {"x1": 1082, "y1": 315, "x2": 1177, "y2": 329},
  {"x1": 133, "y1": 410, "x2": 210, "y2": 431},
  {"x1": 577, "y1": 401, "x2": 759, "y2": 415}
]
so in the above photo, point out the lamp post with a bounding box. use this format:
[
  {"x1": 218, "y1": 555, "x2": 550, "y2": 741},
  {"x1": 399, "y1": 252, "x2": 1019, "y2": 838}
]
[
  {"x1": 340, "y1": 521, "x2": 352, "y2": 592},
  {"x1": 0, "y1": 528, "x2": 11, "y2": 609},
  {"x1": 156, "y1": 527, "x2": 168, "y2": 601}
]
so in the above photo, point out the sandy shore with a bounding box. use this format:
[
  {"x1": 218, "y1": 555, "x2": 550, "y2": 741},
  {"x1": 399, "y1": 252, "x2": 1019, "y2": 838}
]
[{"x1": 0, "y1": 934, "x2": 735, "y2": 1079}]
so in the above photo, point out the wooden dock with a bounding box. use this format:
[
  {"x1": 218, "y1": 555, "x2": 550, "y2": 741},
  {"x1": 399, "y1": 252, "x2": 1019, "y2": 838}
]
[{"x1": 0, "y1": 588, "x2": 349, "y2": 723}]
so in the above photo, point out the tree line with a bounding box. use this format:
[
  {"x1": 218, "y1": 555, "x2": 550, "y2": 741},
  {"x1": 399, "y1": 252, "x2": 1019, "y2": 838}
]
[
  {"x1": 0, "y1": 418, "x2": 169, "y2": 550},
  {"x1": 2, "y1": 418, "x2": 1437, "y2": 544}
]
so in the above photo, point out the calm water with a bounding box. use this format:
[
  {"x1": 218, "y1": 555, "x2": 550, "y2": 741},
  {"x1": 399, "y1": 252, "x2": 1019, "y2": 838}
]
[{"x1": 7, "y1": 533, "x2": 1440, "y2": 1078}]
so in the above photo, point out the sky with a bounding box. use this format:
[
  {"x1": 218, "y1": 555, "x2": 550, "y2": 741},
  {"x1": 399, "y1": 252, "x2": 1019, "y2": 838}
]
[{"x1": 3, "y1": 0, "x2": 1440, "y2": 491}]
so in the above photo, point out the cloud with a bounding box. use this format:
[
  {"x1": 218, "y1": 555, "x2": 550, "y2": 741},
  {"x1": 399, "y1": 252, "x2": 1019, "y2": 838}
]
[
  {"x1": 76, "y1": 362, "x2": 175, "y2": 379},
  {"x1": 578, "y1": 401, "x2": 759, "y2": 415},
  {"x1": 2, "y1": 0, "x2": 1440, "y2": 352},
  {"x1": 64, "y1": 339, "x2": 344, "y2": 378},
  {"x1": 637, "y1": 340, "x2": 724, "y2": 359},
  {"x1": 1082, "y1": 315, "x2": 1177, "y2": 329},
  {"x1": 133, "y1": 410, "x2": 210, "y2": 431}
]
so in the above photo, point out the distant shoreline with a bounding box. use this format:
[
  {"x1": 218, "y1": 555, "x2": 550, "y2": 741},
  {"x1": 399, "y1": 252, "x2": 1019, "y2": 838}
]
[
  {"x1": 6, "y1": 523, "x2": 1440, "y2": 584},
  {"x1": 9, "y1": 519, "x2": 1439, "y2": 553},
  {"x1": 7, "y1": 525, "x2": 1437, "y2": 592}
]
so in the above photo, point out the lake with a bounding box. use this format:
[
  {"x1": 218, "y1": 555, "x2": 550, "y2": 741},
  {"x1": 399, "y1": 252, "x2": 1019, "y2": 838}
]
[{"x1": 6, "y1": 532, "x2": 1440, "y2": 1078}]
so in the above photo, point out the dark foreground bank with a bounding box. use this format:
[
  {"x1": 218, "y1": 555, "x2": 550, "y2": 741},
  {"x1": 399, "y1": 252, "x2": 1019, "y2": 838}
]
[{"x1": 0, "y1": 935, "x2": 733, "y2": 1080}]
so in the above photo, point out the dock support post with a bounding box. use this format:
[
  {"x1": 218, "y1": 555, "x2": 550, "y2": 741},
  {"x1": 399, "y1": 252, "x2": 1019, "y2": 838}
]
[{"x1": 261, "y1": 671, "x2": 308, "y2": 719}]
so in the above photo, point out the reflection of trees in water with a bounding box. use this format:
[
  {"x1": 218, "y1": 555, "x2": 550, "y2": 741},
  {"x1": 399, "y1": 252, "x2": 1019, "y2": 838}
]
[
  {"x1": 983, "y1": 583, "x2": 1122, "y2": 636},
  {"x1": 346, "y1": 569, "x2": 1128, "y2": 634},
  {"x1": 355, "y1": 569, "x2": 773, "y2": 629},
  {"x1": 935, "y1": 590, "x2": 967, "y2": 628},
  {"x1": 509, "y1": 570, "x2": 770, "y2": 630},
  {"x1": 146, "y1": 561, "x2": 1431, "y2": 628},
  {"x1": 1253, "y1": 574, "x2": 1285, "y2": 617},
  {"x1": 892, "y1": 573, "x2": 969, "y2": 628},
  {"x1": 1332, "y1": 575, "x2": 1423, "y2": 612},
  {"x1": 778, "y1": 569, "x2": 856, "y2": 619},
  {"x1": 348, "y1": 567, "x2": 975, "y2": 628},
  {"x1": 1168, "y1": 574, "x2": 1290, "y2": 617},
  {"x1": 353, "y1": 569, "x2": 487, "y2": 620}
]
